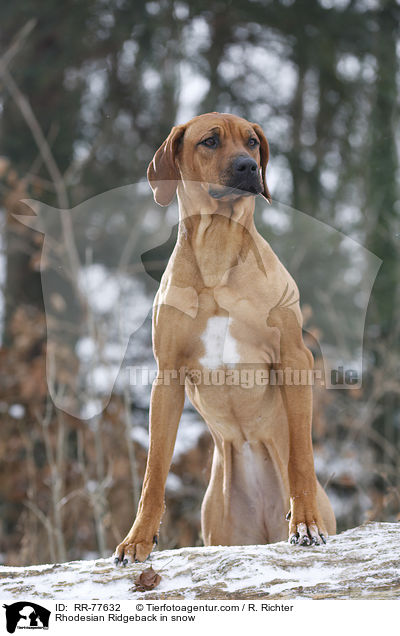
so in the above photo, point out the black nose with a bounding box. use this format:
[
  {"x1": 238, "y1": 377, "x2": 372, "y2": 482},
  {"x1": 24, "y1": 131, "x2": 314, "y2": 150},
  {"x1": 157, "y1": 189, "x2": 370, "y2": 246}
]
[{"x1": 233, "y1": 156, "x2": 258, "y2": 175}]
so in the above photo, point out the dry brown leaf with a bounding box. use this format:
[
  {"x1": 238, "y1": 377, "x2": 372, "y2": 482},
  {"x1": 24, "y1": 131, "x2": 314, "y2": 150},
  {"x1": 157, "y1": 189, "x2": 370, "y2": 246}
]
[{"x1": 134, "y1": 566, "x2": 161, "y2": 591}]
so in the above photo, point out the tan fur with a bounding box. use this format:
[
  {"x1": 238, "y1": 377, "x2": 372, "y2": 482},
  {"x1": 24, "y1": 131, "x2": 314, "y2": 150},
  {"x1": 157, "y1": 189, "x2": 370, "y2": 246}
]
[{"x1": 115, "y1": 113, "x2": 336, "y2": 562}]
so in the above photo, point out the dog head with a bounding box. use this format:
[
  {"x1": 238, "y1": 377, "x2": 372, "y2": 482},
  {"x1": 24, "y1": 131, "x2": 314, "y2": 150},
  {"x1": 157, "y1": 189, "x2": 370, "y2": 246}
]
[{"x1": 147, "y1": 112, "x2": 271, "y2": 206}]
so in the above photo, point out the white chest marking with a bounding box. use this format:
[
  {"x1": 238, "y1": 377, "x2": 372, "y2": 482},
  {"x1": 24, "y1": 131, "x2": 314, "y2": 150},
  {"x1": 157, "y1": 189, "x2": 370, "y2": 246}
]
[{"x1": 199, "y1": 316, "x2": 240, "y2": 369}]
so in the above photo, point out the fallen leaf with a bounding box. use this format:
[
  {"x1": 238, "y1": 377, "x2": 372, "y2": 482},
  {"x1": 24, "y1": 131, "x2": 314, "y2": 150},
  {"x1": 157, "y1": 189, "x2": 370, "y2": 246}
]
[{"x1": 134, "y1": 567, "x2": 161, "y2": 591}]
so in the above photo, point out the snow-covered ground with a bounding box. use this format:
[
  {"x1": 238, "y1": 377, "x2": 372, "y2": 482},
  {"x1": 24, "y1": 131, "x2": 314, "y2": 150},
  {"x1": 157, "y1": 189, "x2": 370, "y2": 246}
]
[{"x1": 0, "y1": 523, "x2": 398, "y2": 600}]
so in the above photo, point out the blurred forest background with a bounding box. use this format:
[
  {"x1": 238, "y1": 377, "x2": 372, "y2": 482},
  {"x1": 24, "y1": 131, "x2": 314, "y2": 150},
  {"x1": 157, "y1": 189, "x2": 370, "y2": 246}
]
[{"x1": 0, "y1": 0, "x2": 399, "y2": 566}]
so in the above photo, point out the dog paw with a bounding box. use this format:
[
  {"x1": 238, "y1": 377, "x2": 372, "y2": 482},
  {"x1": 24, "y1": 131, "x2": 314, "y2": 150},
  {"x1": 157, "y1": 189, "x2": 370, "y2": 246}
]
[
  {"x1": 287, "y1": 496, "x2": 327, "y2": 547},
  {"x1": 288, "y1": 522, "x2": 327, "y2": 546},
  {"x1": 114, "y1": 533, "x2": 158, "y2": 565}
]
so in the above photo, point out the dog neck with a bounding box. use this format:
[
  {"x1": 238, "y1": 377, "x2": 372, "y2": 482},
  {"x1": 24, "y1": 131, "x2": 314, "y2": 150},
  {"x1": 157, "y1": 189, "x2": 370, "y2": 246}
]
[
  {"x1": 175, "y1": 184, "x2": 260, "y2": 288},
  {"x1": 176, "y1": 181, "x2": 256, "y2": 227}
]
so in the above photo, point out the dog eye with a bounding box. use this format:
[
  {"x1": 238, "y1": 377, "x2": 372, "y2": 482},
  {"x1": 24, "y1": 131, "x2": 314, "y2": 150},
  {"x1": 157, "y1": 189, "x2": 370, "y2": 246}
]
[
  {"x1": 202, "y1": 137, "x2": 218, "y2": 148},
  {"x1": 249, "y1": 138, "x2": 259, "y2": 147}
]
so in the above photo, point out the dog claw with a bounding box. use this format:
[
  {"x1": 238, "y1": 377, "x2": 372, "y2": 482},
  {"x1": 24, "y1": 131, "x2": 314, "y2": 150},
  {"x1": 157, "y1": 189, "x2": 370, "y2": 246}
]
[
  {"x1": 285, "y1": 510, "x2": 291, "y2": 521},
  {"x1": 114, "y1": 557, "x2": 120, "y2": 566},
  {"x1": 299, "y1": 534, "x2": 311, "y2": 546},
  {"x1": 122, "y1": 558, "x2": 129, "y2": 567},
  {"x1": 289, "y1": 521, "x2": 327, "y2": 547}
]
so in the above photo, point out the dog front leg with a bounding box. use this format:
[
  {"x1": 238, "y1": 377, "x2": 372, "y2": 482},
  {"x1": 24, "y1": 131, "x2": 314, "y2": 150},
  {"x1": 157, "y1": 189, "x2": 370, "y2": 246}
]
[
  {"x1": 281, "y1": 362, "x2": 327, "y2": 546},
  {"x1": 268, "y1": 306, "x2": 327, "y2": 546},
  {"x1": 115, "y1": 374, "x2": 185, "y2": 563},
  {"x1": 278, "y1": 346, "x2": 328, "y2": 546}
]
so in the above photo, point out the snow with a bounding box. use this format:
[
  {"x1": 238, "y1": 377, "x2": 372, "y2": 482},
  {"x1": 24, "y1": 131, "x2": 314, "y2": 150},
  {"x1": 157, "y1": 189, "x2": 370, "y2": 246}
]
[
  {"x1": 172, "y1": 411, "x2": 207, "y2": 461},
  {"x1": 165, "y1": 472, "x2": 183, "y2": 493},
  {"x1": 72, "y1": 265, "x2": 154, "y2": 417},
  {"x1": 8, "y1": 404, "x2": 26, "y2": 419},
  {"x1": 0, "y1": 523, "x2": 398, "y2": 600},
  {"x1": 130, "y1": 425, "x2": 149, "y2": 449},
  {"x1": 130, "y1": 408, "x2": 207, "y2": 462}
]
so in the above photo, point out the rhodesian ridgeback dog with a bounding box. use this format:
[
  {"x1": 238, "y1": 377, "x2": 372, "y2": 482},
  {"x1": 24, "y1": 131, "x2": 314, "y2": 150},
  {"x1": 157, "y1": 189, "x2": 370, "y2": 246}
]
[{"x1": 115, "y1": 112, "x2": 336, "y2": 563}]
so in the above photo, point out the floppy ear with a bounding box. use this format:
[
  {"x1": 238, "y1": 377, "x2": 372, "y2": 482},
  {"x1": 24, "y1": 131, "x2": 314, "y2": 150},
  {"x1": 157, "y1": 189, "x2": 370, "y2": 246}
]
[
  {"x1": 147, "y1": 124, "x2": 186, "y2": 206},
  {"x1": 252, "y1": 123, "x2": 272, "y2": 204}
]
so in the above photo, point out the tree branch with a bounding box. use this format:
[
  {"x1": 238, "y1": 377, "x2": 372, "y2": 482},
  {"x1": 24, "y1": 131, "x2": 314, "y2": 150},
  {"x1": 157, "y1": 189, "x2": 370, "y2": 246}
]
[{"x1": 0, "y1": 22, "x2": 82, "y2": 293}]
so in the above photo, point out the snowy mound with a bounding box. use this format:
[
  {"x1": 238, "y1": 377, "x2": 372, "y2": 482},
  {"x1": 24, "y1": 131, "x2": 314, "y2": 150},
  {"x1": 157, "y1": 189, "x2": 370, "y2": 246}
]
[{"x1": 0, "y1": 523, "x2": 399, "y2": 600}]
